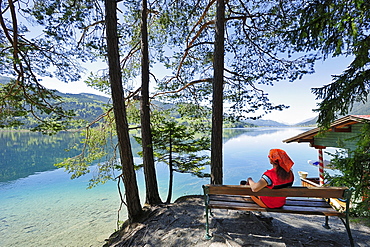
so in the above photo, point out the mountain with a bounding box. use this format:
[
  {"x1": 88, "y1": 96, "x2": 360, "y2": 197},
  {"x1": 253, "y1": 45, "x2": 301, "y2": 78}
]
[
  {"x1": 348, "y1": 98, "x2": 370, "y2": 115},
  {"x1": 243, "y1": 118, "x2": 288, "y2": 127},
  {"x1": 0, "y1": 76, "x2": 10, "y2": 84},
  {"x1": 1, "y1": 82, "x2": 110, "y2": 129},
  {"x1": 49, "y1": 92, "x2": 110, "y2": 126},
  {"x1": 294, "y1": 117, "x2": 318, "y2": 127},
  {"x1": 62, "y1": 92, "x2": 111, "y2": 104}
]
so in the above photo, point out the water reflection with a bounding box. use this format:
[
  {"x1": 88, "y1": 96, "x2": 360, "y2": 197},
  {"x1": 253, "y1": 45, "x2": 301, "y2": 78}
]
[
  {"x1": 223, "y1": 127, "x2": 283, "y2": 142},
  {"x1": 1, "y1": 128, "x2": 317, "y2": 183},
  {"x1": 0, "y1": 130, "x2": 145, "y2": 183},
  {"x1": 0, "y1": 131, "x2": 81, "y2": 182}
]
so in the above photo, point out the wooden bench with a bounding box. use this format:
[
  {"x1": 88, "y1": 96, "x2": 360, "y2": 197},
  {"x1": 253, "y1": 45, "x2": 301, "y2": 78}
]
[{"x1": 203, "y1": 184, "x2": 354, "y2": 247}]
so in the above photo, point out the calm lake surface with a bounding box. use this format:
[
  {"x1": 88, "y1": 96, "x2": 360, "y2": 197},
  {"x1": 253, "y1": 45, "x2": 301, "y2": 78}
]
[{"x1": 0, "y1": 128, "x2": 335, "y2": 247}]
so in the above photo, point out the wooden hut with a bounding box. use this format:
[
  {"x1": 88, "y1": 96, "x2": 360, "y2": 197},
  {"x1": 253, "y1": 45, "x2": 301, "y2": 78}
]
[{"x1": 283, "y1": 115, "x2": 370, "y2": 186}]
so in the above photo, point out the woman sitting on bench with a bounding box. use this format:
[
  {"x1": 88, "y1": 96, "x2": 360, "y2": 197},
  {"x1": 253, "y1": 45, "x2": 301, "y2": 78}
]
[{"x1": 241, "y1": 149, "x2": 294, "y2": 208}]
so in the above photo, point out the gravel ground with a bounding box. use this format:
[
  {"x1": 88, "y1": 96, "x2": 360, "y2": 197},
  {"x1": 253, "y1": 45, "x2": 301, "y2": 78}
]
[{"x1": 104, "y1": 195, "x2": 370, "y2": 247}]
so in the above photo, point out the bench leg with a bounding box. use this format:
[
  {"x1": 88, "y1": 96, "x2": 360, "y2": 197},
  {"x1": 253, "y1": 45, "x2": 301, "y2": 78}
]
[
  {"x1": 340, "y1": 217, "x2": 354, "y2": 247},
  {"x1": 203, "y1": 189, "x2": 212, "y2": 240},
  {"x1": 342, "y1": 189, "x2": 354, "y2": 247},
  {"x1": 322, "y1": 216, "x2": 330, "y2": 229},
  {"x1": 204, "y1": 206, "x2": 212, "y2": 240}
]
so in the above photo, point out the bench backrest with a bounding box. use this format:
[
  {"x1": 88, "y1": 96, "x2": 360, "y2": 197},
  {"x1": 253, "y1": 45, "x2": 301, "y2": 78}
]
[{"x1": 203, "y1": 184, "x2": 349, "y2": 199}]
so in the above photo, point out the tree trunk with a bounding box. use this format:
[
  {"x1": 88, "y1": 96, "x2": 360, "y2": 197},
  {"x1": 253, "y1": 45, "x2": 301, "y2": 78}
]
[
  {"x1": 166, "y1": 134, "x2": 173, "y2": 204},
  {"x1": 211, "y1": 0, "x2": 225, "y2": 185},
  {"x1": 166, "y1": 162, "x2": 174, "y2": 204},
  {"x1": 140, "y1": 0, "x2": 162, "y2": 205},
  {"x1": 105, "y1": 0, "x2": 142, "y2": 222}
]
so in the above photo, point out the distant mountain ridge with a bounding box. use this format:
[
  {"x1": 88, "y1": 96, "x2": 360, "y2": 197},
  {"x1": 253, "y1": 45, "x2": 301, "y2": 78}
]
[
  {"x1": 58, "y1": 92, "x2": 110, "y2": 105},
  {"x1": 242, "y1": 118, "x2": 288, "y2": 127},
  {"x1": 0, "y1": 76, "x2": 11, "y2": 84},
  {"x1": 293, "y1": 117, "x2": 318, "y2": 127},
  {"x1": 51, "y1": 92, "x2": 110, "y2": 126},
  {"x1": 2, "y1": 76, "x2": 369, "y2": 127}
]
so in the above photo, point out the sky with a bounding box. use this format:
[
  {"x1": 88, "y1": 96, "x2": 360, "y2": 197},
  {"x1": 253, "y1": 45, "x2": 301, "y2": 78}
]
[
  {"x1": 40, "y1": 56, "x2": 354, "y2": 125},
  {"x1": 258, "y1": 56, "x2": 354, "y2": 124}
]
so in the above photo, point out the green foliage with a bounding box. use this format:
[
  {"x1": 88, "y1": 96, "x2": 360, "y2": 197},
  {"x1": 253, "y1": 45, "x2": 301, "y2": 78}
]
[
  {"x1": 25, "y1": 0, "x2": 105, "y2": 60},
  {"x1": 134, "y1": 105, "x2": 211, "y2": 201},
  {"x1": 53, "y1": 103, "x2": 143, "y2": 189},
  {"x1": 55, "y1": 112, "x2": 119, "y2": 188},
  {"x1": 149, "y1": 118, "x2": 211, "y2": 178},
  {"x1": 84, "y1": 73, "x2": 111, "y2": 96},
  {"x1": 326, "y1": 123, "x2": 370, "y2": 216},
  {"x1": 53, "y1": 99, "x2": 211, "y2": 189},
  {"x1": 173, "y1": 103, "x2": 212, "y2": 132}
]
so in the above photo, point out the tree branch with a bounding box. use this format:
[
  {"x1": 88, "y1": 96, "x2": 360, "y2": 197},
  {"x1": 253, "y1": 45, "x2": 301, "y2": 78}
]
[{"x1": 152, "y1": 78, "x2": 212, "y2": 97}]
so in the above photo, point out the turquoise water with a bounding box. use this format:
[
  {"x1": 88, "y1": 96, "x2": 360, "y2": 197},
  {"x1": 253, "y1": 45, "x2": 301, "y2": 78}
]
[
  {"x1": 0, "y1": 128, "x2": 336, "y2": 246},
  {"x1": 0, "y1": 167, "x2": 122, "y2": 246}
]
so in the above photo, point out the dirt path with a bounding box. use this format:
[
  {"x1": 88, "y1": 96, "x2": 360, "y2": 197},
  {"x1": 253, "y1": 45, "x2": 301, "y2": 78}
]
[{"x1": 104, "y1": 195, "x2": 370, "y2": 247}]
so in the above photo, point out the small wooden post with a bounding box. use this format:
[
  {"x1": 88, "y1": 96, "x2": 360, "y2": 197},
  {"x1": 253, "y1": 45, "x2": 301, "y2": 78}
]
[
  {"x1": 311, "y1": 145, "x2": 326, "y2": 186},
  {"x1": 318, "y1": 149, "x2": 325, "y2": 186}
]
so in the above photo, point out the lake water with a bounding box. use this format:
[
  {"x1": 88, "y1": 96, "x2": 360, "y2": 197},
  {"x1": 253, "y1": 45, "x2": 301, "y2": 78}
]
[{"x1": 0, "y1": 128, "x2": 336, "y2": 247}]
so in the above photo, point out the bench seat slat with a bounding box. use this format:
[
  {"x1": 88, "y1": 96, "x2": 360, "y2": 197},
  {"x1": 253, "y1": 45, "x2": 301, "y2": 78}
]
[
  {"x1": 209, "y1": 195, "x2": 332, "y2": 208},
  {"x1": 209, "y1": 194, "x2": 254, "y2": 203},
  {"x1": 211, "y1": 195, "x2": 330, "y2": 203},
  {"x1": 208, "y1": 200, "x2": 344, "y2": 217},
  {"x1": 285, "y1": 199, "x2": 332, "y2": 208}
]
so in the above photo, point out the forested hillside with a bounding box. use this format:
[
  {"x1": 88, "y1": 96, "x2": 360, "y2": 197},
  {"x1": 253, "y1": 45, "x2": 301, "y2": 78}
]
[
  {"x1": 21, "y1": 92, "x2": 111, "y2": 129},
  {"x1": 1, "y1": 76, "x2": 110, "y2": 129},
  {"x1": 56, "y1": 92, "x2": 110, "y2": 125},
  {"x1": 243, "y1": 118, "x2": 288, "y2": 127}
]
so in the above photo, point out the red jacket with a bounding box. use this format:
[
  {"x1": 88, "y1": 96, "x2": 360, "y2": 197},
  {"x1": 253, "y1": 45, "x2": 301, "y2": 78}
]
[{"x1": 260, "y1": 167, "x2": 294, "y2": 208}]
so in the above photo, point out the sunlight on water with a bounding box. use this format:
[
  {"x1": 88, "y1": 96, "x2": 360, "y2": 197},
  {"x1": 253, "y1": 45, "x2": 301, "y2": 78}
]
[{"x1": 0, "y1": 127, "x2": 337, "y2": 246}]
